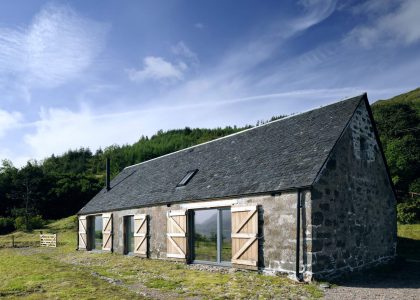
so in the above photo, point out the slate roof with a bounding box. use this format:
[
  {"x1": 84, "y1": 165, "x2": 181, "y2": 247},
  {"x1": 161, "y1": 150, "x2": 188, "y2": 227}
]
[{"x1": 79, "y1": 94, "x2": 366, "y2": 214}]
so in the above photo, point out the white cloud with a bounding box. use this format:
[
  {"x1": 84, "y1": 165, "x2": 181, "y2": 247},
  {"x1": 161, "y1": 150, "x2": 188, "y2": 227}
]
[
  {"x1": 23, "y1": 106, "x2": 98, "y2": 158},
  {"x1": 127, "y1": 42, "x2": 198, "y2": 83},
  {"x1": 0, "y1": 109, "x2": 22, "y2": 137},
  {"x1": 347, "y1": 0, "x2": 420, "y2": 47},
  {"x1": 127, "y1": 56, "x2": 187, "y2": 82},
  {"x1": 23, "y1": 105, "x2": 140, "y2": 159},
  {"x1": 348, "y1": 0, "x2": 394, "y2": 14},
  {"x1": 295, "y1": 0, "x2": 336, "y2": 31},
  {"x1": 21, "y1": 103, "x2": 200, "y2": 159},
  {"x1": 0, "y1": 3, "x2": 108, "y2": 89}
]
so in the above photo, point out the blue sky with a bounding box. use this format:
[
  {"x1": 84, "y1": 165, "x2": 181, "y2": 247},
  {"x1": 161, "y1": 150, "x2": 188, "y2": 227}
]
[{"x1": 1, "y1": 0, "x2": 419, "y2": 166}]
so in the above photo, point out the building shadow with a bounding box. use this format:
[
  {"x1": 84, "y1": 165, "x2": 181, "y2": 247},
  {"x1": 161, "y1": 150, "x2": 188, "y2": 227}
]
[{"x1": 328, "y1": 237, "x2": 420, "y2": 289}]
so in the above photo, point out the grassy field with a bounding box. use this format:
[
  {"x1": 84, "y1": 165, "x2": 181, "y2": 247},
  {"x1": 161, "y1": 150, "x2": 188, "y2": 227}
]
[{"x1": 0, "y1": 216, "x2": 322, "y2": 299}]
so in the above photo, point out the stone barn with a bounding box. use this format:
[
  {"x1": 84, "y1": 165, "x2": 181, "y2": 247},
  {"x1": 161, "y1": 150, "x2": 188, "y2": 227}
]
[{"x1": 77, "y1": 94, "x2": 397, "y2": 280}]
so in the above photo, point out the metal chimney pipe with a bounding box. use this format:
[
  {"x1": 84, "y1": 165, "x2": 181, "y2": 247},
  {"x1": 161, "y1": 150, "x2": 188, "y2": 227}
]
[{"x1": 106, "y1": 157, "x2": 111, "y2": 191}]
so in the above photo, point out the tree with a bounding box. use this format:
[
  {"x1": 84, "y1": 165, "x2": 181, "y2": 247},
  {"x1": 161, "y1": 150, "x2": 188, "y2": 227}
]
[
  {"x1": 6, "y1": 161, "x2": 47, "y2": 229},
  {"x1": 0, "y1": 160, "x2": 18, "y2": 215},
  {"x1": 373, "y1": 103, "x2": 420, "y2": 193}
]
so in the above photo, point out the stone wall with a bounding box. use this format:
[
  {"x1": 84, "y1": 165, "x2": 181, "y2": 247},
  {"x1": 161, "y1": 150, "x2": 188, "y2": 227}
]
[
  {"x1": 110, "y1": 205, "x2": 168, "y2": 258},
  {"x1": 311, "y1": 100, "x2": 397, "y2": 279},
  {"x1": 79, "y1": 189, "x2": 312, "y2": 277},
  {"x1": 236, "y1": 190, "x2": 312, "y2": 278}
]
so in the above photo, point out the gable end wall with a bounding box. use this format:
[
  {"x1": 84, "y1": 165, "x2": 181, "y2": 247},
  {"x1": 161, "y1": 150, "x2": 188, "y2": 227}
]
[{"x1": 310, "y1": 99, "x2": 397, "y2": 279}]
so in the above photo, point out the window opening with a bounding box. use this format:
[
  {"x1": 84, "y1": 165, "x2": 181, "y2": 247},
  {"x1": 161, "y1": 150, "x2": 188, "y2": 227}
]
[
  {"x1": 177, "y1": 169, "x2": 198, "y2": 187},
  {"x1": 360, "y1": 136, "x2": 368, "y2": 160}
]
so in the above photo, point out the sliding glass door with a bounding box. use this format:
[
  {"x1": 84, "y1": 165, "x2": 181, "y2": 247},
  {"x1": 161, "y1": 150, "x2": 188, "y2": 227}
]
[{"x1": 192, "y1": 208, "x2": 231, "y2": 264}]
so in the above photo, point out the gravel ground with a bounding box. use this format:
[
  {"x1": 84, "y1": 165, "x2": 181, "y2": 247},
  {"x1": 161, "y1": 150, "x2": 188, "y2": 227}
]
[{"x1": 324, "y1": 261, "x2": 420, "y2": 300}]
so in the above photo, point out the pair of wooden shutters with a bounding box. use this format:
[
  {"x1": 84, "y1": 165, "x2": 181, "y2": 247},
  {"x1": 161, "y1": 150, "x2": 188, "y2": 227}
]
[
  {"x1": 166, "y1": 206, "x2": 258, "y2": 268},
  {"x1": 78, "y1": 214, "x2": 113, "y2": 251},
  {"x1": 78, "y1": 214, "x2": 148, "y2": 255}
]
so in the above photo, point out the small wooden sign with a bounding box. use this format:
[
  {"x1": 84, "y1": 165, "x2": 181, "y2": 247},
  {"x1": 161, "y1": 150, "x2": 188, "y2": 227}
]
[{"x1": 40, "y1": 234, "x2": 57, "y2": 248}]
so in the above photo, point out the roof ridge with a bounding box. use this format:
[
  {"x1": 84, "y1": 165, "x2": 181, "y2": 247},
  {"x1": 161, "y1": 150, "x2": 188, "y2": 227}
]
[{"x1": 124, "y1": 93, "x2": 365, "y2": 170}]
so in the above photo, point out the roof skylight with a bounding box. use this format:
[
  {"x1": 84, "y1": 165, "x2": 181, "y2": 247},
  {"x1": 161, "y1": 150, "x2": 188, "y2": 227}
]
[{"x1": 176, "y1": 169, "x2": 198, "y2": 187}]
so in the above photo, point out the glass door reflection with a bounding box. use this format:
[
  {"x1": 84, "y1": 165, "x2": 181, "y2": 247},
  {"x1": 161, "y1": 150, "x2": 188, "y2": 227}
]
[
  {"x1": 192, "y1": 208, "x2": 231, "y2": 264},
  {"x1": 124, "y1": 216, "x2": 134, "y2": 254},
  {"x1": 194, "y1": 209, "x2": 218, "y2": 262},
  {"x1": 220, "y1": 208, "x2": 232, "y2": 263}
]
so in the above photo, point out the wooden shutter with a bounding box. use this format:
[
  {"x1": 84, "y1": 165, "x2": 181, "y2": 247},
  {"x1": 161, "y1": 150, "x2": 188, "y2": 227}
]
[
  {"x1": 134, "y1": 214, "x2": 148, "y2": 257},
  {"x1": 231, "y1": 205, "x2": 258, "y2": 267},
  {"x1": 166, "y1": 210, "x2": 187, "y2": 259},
  {"x1": 78, "y1": 216, "x2": 87, "y2": 250},
  {"x1": 102, "y1": 213, "x2": 113, "y2": 251}
]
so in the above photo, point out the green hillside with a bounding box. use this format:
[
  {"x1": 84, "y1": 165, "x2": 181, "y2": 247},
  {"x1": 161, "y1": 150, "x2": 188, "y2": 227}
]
[
  {"x1": 371, "y1": 87, "x2": 420, "y2": 194},
  {"x1": 371, "y1": 88, "x2": 420, "y2": 224},
  {"x1": 374, "y1": 87, "x2": 420, "y2": 113}
]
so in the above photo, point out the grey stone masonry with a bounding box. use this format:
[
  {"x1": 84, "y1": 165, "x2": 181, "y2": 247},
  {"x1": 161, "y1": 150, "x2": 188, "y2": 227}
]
[
  {"x1": 310, "y1": 100, "x2": 397, "y2": 279},
  {"x1": 236, "y1": 191, "x2": 312, "y2": 278}
]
